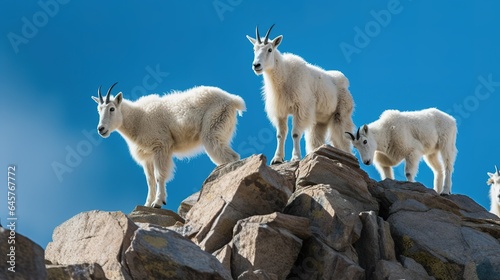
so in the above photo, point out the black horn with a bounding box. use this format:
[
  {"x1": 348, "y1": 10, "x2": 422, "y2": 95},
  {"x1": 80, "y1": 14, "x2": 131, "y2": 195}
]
[
  {"x1": 105, "y1": 82, "x2": 118, "y2": 104},
  {"x1": 356, "y1": 127, "x2": 361, "y2": 140},
  {"x1": 496, "y1": 165, "x2": 499, "y2": 176},
  {"x1": 264, "y1": 24, "x2": 275, "y2": 44},
  {"x1": 255, "y1": 26, "x2": 262, "y2": 44},
  {"x1": 98, "y1": 85, "x2": 104, "y2": 104},
  {"x1": 345, "y1": 132, "x2": 355, "y2": 141}
]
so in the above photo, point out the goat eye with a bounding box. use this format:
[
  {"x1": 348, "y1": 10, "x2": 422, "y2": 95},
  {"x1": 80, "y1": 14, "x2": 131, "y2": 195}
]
[
  {"x1": 110, "y1": 107, "x2": 115, "y2": 112},
  {"x1": 363, "y1": 140, "x2": 367, "y2": 144},
  {"x1": 268, "y1": 48, "x2": 272, "y2": 53}
]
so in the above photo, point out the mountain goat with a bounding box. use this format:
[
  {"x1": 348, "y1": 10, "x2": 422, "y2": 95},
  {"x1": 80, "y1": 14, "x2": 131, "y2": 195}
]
[
  {"x1": 346, "y1": 108, "x2": 457, "y2": 195},
  {"x1": 246, "y1": 24, "x2": 355, "y2": 164},
  {"x1": 487, "y1": 165, "x2": 500, "y2": 217},
  {"x1": 92, "y1": 83, "x2": 245, "y2": 208}
]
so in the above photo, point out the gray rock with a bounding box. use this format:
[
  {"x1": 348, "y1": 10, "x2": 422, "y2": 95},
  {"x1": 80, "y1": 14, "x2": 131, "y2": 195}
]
[
  {"x1": 0, "y1": 226, "x2": 47, "y2": 280},
  {"x1": 178, "y1": 191, "x2": 200, "y2": 219},
  {"x1": 124, "y1": 224, "x2": 232, "y2": 280},
  {"x1": 46, "y1": 263, "x2": 107, "y2": 280},
  {"x1": 231, "y1": 219, "x2": 302, "y2": 280},
  {"x1": 372, "y1": 259, "x2": 434, "y2": 280},
  {"x1": 288, "y1": 235, "x2": 364, "y2": 280},
  {"x1": 128, "y1": 205, "x2": 184, "y2": 227},
  {"x1": 285, "y1": 184, "x2": 362, "y2": 254},
  {"x1": 184, "y1": 154, "x2": 292, "y2": 253},
  {"x1": 238, "y1": 269, "x2": 278, "y2": 280},
  {"x1": 45, "y1": 211, "x2": 137, "y2": 280}
]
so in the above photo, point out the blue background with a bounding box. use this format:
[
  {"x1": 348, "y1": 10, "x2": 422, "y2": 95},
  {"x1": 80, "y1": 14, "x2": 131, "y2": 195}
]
[{"x1": 1, "y1": 1, "x2": 499, "y2": 248}]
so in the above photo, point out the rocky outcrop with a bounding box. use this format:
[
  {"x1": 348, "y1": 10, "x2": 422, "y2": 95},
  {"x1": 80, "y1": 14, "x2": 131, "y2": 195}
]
[
  {"x1": 0, "y1": 226, "x2": 47, "y2": 280},
  {"x1": 9, "y1": 144, "x2": 500, "y2": 279},
  {"x1": 46, "y1": 263, "x2": 106, "y2": 280}
]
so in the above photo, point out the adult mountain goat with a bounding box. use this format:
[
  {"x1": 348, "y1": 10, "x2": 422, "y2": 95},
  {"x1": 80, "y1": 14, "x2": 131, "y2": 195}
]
[
  {"x1": 487, "y1": 166, "x2": 500, "y2": 217},
  {"x1": 92, "y1": 83, "x2": 245, "y2": 208},
  {"x1": 246, "y1": 24, "x2": 355, "y2": 164},
  {"x1": 346, "y1": 108, "x2": 457, "y2": 195}
]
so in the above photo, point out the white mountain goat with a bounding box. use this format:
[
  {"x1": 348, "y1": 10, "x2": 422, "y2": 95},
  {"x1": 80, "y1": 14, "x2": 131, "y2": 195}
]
[
  {"x1": 486, "y1": 165, "x2": 500, "y2": 217},
  {"x1": 92, "y1": 83, "x2": 245, "y2": 208},
  {"x1": 246, "y1": 24, "x2": 355, "y2": 164},
  {"x1": 346, "y1": 108, "x2": 457, "y2": 195}
]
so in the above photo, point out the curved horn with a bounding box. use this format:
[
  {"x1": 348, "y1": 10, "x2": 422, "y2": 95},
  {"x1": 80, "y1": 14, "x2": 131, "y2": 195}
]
[
  {"x1": 496, "y1": 165, "x2": 499, "y2": 176},
  {"x1": 255, "y1": 26, "x2": 262, "y2": 44},
  {"x1": 345, "y1": 132, "x2": 355, "y2": 141},
  {"x1": 356, "y1": 127, "x2": 361, "y2": 140},
  {"x1": 105, "y1": 82, "x2": 118, "y2": 104},
  {"x1": 264, "y1": 24, "x2": 275, "y2": 45},
  {"x1": 98, "y1": 85, "x2": 104, "y2": 104}
]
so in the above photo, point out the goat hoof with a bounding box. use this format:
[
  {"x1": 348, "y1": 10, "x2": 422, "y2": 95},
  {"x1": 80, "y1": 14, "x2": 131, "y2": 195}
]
[
  {"x1": 163, "y1": 200, "x2": 166, "y2": 205},
  {"x1": 152, "y1": 203, "x2": 162, "y2": 209},
  {"x1": 270, "y1": 158, "x2": 284, "y2": 165},
  {"x1": 440, "y1": 193, "x2": 450, "y2": 196}
]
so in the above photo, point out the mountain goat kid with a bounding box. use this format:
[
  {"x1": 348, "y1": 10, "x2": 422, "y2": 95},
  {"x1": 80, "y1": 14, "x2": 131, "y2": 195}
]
[
  {"x1": 92, "y1": 83, "x2": 245, "y2": 208},
  {"x1": 346, "y1": 108, "x2": 457, "y2": 195},
  {"x1": 246, "y1": 24, "x2": 355, "y2": 164},
  {"x1": 486, "y1": 166, "x2": 500, "y2": 217}
]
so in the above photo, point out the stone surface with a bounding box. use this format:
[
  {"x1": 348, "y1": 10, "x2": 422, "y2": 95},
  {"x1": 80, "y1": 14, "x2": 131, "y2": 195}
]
[
  {"x1": 45, "y1": 211, "x2": 138, "y2": 280},
  {"x1": 296, "y1": 146, "x2": 379, "y2": 212},
  {"x1": 184, "y1": 154, "x2": 293, "y2": 253},
  {"x1": 288, "y1": 235, "x2": 365, "y2": 280},
  {"x1": 374, "y1": 180, "x2": 500, "y2": 280},
  {"x1": 238, "y1": 269, "x2": 278, "y2": 280},
  {"x1": 372, "y1": 259, "x2": 434, "y2": 280},
  {"x1": 46, "y1": 263, "x2": 107, "y2": 280},
  {"x1": 128, "y1": 205, "x2": 184, "y2": 227},
  {"x1": 0, "y1": 226, "x2": 47, "y2": 280},
  {"x1": 178, "y1": 191, "x2": 200, "y2": 219},
  {"x1": 355, "y1": 210, "x2": 396, "y2": 278},
  {"x1": 124, "y1": 224, "x2": 231, "y2": 280},
  {"x1": 213, "y1": 244, "x2": 232, "y2": 274},
  {"x1": 285, "y1": 184, "x2": 362, "y2": 253},
  {"x1": 269, "y1": 160, "x2": 299, "y2": 192},
  {"x1": 238, "y1": 212, "x2": 311, "y2": 240},
  {"x1": 231, "y1": 218, "x2": 303, "y2": 280}
]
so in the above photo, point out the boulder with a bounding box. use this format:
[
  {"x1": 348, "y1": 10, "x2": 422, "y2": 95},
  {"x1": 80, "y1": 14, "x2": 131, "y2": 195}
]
[
  {"x1": 45, "y1": 211, "x2": 138, "y2": 280},
  {"x1": 372, "y1": 259, "x2": 434, "y2": 280},
  {"x1": 238, "y1": 269, "x2": 278, "y2": 280},
  {"x1": 0, "y1": 226, "x2": 47, "y2": 280},
  {"x1": 128, "y1": 205, "x2": 184, "y2": 227},
  {"x1": 178, "y1": 191, "x2": 200, "y2": 219},
  {"x1": 284, "y1": 184, "x2": 362, "y2": 254},
  {"x1": 296, "y1": 146, "x2": 378, "y2": 212},
  {"x1": 231, "y1": 217, "x2": 303, "y2": 279},
  {"x1": 288, "y1": 235, "x2": 365, "y2": 280},
  {"x1": 184, "y1": 154, "x2": 293, "y2": 253},
  {"x1": 124, "y1": 224, "x2": 231, "y2": 280},
  {"x1": 374, "y1": 180, "x2": 500, "y2": 280},
  {"x1": 46, "y1": 263, "x2": 107, "y2": 280}
]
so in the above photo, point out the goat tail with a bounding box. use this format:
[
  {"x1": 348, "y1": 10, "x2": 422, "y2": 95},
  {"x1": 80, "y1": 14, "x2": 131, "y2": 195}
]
[
  {"x1": 231, "y1": 95, "x2": 246, "y2": 117},
  {"x1": 328, "y1": 70, "x2": 350, "y2": 89}
]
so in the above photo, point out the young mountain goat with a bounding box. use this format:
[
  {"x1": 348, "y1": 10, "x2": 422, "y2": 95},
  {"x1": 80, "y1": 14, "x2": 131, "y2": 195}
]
[
  {"x1": 346, "y1": 108, "x2": 457, "y2": 195},
  {"x1": 246, "y1": 24, "x2": 355, "y2": 164},
  {"x1": 487, "y1": 166, "x2": 500, "y2": 217},
  {"x1": 92, "y1": 83, "x2": 245, "y2": 208}
]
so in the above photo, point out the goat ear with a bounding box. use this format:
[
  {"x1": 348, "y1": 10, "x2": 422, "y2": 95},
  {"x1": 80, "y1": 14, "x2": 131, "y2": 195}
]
[
  {"x1": 362, "y1": 124, "x2": 369, "y2": 134},
  {"x1": 488, "y1": 172, "x2": 495, "y2": 178},
  {"x1": 273, "y1": 35, "x2": 283, "y2": 48},
  {"x1": 114, "y1": 92, "x2": 123, "y2": 105},
  {"x1": 91, "y1": 96, "x2": 100, "y2": 104},
  {"x1": 246, "y1": 35, "x2": 256, "y2": 45}
]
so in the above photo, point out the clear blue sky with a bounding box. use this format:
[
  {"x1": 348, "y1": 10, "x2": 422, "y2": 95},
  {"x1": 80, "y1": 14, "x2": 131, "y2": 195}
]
[{"x1": 1, "y1": 1, "x2": 499, "y2": 248}]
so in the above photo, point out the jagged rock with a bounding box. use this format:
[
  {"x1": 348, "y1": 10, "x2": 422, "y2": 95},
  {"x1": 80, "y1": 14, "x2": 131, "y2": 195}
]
[
  {"x1": 372, "y1": 259, "x2": 434, "y2": 280},
  {"x1": 284, "y1": 184, "x2": 362, "y2": 254},
  {"x1": 238, "y1": 269, "x2": 278, "y2": 280},
  {"x1": 124, "y1": 224, "x2": 231, "y2": 280},
  {"x1": 213, "y1": 244, "x2": 232, "y2": 274},
  {"x1": 355, "y1": 211, "x2": 396, "y2": 278},
  {"x1": 373, "y1": 180, "x2": 500, "y2": 280},
  {"x1": 288, "y1": 235, "x2": 365, "y2": 280},
  {"x1": 46, "y1": 263, "x2": 107, "y2": 280},
  {"x1": 45, "y1": 211, "x2": 138, "y2": 280},
  {"x1": 269, "y1": 160, "x2": 299, "y2": 191},
  {"x1": 0, "y1": 226, "x2": 47, "y2": 280},
  {"x1": 238, "y1": 212, "x2": 311, "y2": 240},
  {"x1": 128, "y1": 205, "x2": 184, "y2": 227},
  {"x1": 296, "y1": 146, "x2": 379, "y2": 212},
  {"x1": 231, "y1": 217, "x2": 303, "y2": 280},
  {"x1": 184, "y1": 154, "x2": 293, "y2": 253},
  {"x1": 178, "y1": 191, "x2": 200, "y2": 219}
]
